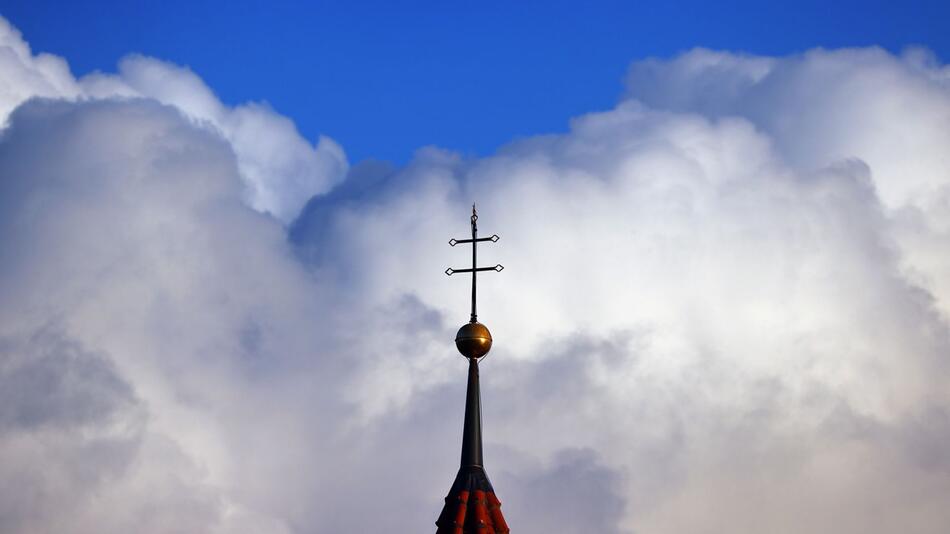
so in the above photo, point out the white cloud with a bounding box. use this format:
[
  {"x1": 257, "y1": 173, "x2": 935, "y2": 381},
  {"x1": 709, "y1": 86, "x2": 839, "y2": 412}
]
[
  {"x1": 0, "y1": 18, "x2": 347, "y2": 224},
  {"x1": 0, "y1": 17, "x2": 80, "y2": 118},
  {"x1": 1, "y1": 16, "x2": 950, "y2": 534},
  {"x1": 625, "y1": 47, "x2": 950, "y2": 318},
  {"x1": 295, "y1": 50, "x2": 950, "y2": 532}
]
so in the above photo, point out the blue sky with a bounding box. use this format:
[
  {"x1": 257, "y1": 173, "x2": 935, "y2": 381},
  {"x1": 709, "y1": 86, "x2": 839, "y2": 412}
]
[{"x1": 2, "y1": 0, "x2": 947, "y2": 163}]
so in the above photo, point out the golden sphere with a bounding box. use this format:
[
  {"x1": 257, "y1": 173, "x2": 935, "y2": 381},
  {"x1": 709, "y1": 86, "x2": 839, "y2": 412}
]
[{"x1": 455, "y1": 322, "x2": 492, "y2": 359}]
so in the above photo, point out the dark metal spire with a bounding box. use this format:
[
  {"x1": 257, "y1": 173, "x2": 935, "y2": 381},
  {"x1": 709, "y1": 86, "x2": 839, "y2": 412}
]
[
  {"x1": 437, "y1": 205, "x2": 510, "y2": 533},
  {"x1": 460, "y1": 357, "x2": 483, "y2": 467}
]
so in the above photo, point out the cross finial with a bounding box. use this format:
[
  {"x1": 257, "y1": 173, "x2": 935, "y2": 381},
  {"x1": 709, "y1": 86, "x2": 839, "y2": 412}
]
[{"x1": 446, "y1": 203, "x2": 503, "y2": 323}]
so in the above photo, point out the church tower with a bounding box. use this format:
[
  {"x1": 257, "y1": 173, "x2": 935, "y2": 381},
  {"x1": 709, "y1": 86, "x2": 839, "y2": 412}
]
[{"x1": 435, "y1": 205, "x2": 510, "y2": 533}]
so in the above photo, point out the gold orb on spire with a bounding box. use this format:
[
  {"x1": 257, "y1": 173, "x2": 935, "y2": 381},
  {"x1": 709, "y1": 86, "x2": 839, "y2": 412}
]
[{"x1": 455, "y1": 322, "x2": 492, "y2": 359}]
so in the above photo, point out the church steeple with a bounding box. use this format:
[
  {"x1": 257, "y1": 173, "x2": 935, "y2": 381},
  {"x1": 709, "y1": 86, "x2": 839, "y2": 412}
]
[{"x1": 436, "y1": 205, "x2": 510, "y2": 534}]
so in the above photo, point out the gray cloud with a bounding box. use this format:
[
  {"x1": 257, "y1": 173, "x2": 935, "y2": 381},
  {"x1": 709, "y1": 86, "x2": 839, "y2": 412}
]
[
  {"x1": 496, "y1": 448, "x2": 627, "y2": 534},
  {"x1": 0, "y1": 327, "x2": 145, "y2": 533},
  {"x1": 0, "y1": 327, "x2": 135, "y2": 431}
]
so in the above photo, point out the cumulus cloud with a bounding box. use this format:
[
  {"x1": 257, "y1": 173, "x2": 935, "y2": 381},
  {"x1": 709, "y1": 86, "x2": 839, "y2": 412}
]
[
  {"x1": 0, "y1": 16, "x2": 347, "y2": 224},
  {"x1": 294, "y1": 48, "x2": 950, "y2": 532},
  {"x1": 625, "y1": 47, "x2": 950, "y2": 318},
  {"x1": 1, "y1": 15, "x2": 950, "y2": 534}
]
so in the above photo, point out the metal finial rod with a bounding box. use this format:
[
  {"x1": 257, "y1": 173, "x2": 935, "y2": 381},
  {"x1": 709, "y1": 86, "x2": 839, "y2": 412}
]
[
  {"x1": 471, "y1": 204, "x2": 477, "y2": 322},
  {"x1": 445, "y1": 203, "x2": 503, "y2": 324}
]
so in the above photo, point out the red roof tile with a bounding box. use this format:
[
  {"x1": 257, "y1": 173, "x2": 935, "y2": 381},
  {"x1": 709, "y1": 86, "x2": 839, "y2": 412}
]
[{"x1": 436, "y1": 482, "x2": 509, "y2": 533}]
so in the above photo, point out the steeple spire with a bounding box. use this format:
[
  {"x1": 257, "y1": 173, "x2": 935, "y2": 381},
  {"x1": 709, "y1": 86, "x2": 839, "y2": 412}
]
[
  {"x1": 460, "y1": 358, "x2": 483, "y2": 468},
  {"x1": 437, "y1": 205, "x2": 510, "y2": 534}
]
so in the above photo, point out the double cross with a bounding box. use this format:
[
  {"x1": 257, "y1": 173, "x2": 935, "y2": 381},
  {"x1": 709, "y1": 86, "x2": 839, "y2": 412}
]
[{"x1": 445, "y1": 204, "x2": 503, "y2": 323}]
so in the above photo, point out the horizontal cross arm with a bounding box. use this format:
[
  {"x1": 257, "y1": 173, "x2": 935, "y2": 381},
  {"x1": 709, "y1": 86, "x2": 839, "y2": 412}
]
[
  {"x1": 448, "y1": 234, "x2": 499, "y2": 246},
  {"x1": 445, "y1": 264, "x2": 504, "y2": 276}
]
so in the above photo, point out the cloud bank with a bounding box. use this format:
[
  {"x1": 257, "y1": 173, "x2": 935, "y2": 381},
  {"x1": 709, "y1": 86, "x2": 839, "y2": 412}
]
[
  {"x1": 0, "y1": 17, "x2": 347, "y2": 224},
  {"x1": 1, "y1": 15, "x2": 949, "y2": 534}
]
